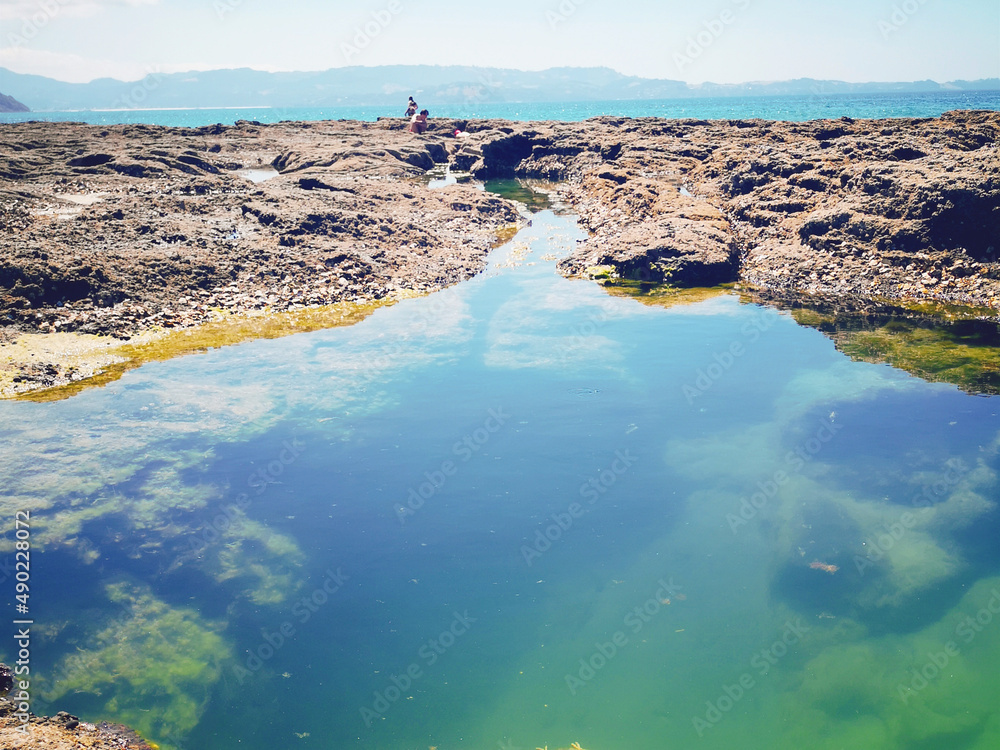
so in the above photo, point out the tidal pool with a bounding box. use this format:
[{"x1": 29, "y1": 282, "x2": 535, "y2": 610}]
[{"x1": 1, "y1": 206, "x2": 999, "y2": 750}]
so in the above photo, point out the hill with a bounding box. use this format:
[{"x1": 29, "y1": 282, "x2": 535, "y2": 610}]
[
  {"x1": 0, "y1": 92, "x2": 28, "y2": 112},
  {"x1": 0, "y1": 66, "x2": 997, "y2": 112}
]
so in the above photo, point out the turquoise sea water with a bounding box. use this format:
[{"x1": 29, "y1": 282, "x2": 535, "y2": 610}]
[
  {"x1": 1, "y1": 90, "x2": 999, "y2": 127},
  {"x1": 1, "y1": 197, "x2": 999, "y2": 749}
]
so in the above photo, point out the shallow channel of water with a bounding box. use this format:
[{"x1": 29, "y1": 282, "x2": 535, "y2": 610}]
[{"x1": 1, "y1": 203, "x2": 999, "y2": 750}]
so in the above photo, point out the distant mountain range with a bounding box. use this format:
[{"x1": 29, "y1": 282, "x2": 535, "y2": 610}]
[
  {"x1": 0, "y1": 91, "x2": 29, "y2": 112},
  {"x1": 1, "y1": 66, "x2": 997, "y2": 112}
]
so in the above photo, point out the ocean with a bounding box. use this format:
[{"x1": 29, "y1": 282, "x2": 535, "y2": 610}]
[{"x1": 1, "y1": 90, "x2": 999, "y2": 127}]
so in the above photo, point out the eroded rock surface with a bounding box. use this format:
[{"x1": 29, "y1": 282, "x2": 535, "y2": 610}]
[
  {"x1": 0, "y1": 119, "x2": 520, "y2": 339},
  {"x1": 453, "y1": 111, "x2": 1000, "y2": 310}
]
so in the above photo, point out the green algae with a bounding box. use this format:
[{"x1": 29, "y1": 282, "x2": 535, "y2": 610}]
[
  {"x1": 41, "y1": 581, "x2": 233, "y2": 750},
  {"x1": 781, "y1": 305, "x2": 1000, "y2": 396},
  {"x1": 598, "y1": 279, "x2": 734, "y2": 309},
  {"x1": 492, "y1": 223, "x2": 522, "y2": 247},
  {"x1": 0, "y1": 436, "x2": 307, "y2": 608},
  {"x1": 775, "y1": 577, "x2": 1000, "y2": 749},
  {"x1": 833, "y1": 322, "x2": 1000, "y2": 395},
  {"x1": 734, "y1": 288, "x2": 1000, "y2": 395},
  {"x1": 664, "y1": 361, "x2": 999, "y2": 621},
  {"x1": 203, "y1": 515, "x2": 305, "y2": 606},
  {"x1": 484, "y1": 178, "x2": 553, "y2": 212},
  {"x1": 659, "y1": 389, "x2": 1000, "y2": 748}
]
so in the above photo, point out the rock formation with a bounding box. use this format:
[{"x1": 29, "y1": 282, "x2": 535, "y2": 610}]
[
  {"x1": 450, "y1": 111, "x2": 1000, "y2": 311},
  {"x1": 0, "y1": 700, "x2": 155, "y2": 749}
]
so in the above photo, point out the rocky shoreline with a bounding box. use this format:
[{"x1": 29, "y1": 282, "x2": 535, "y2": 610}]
[{"x1": 1, "y1": 111, "x2": 998, "y2": 396}]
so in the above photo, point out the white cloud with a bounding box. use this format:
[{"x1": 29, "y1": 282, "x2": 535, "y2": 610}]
[
  {"x1": 0, "y1": 0, "x2": 158, "y2": 22},
  {"x1": 0, "y1": 46, "x2": 150, "y2": 83}
]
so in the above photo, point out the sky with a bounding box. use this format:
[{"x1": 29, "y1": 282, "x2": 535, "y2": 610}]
[{"x1": 0, "y1": 0, "x2": 998, "y2": 84}]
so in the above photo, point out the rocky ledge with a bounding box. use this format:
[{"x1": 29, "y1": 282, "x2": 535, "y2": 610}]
[
  {"x1": 1, "y1": 111, "x2": 998, "y2": 396},
  {"x1": 448, "y1": 110, "x2": 999, "y2": 309}
]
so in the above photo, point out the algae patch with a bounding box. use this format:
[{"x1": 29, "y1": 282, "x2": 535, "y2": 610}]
[
  {"x1": 39, "y1": 581, "x2": 232, "y2": 750},
  {"x1": 484, "y1": 178, "x2": 554, "y2": 212},
  {"x1": 598, "y1": 279, "x2": 734, "y2": 310},
  {"x1": 791, "y1": 310, "x2": 1000, "y2": 396},
  {"x1": 739, "y1": 290, "x2": 1000, "y2": 395}
]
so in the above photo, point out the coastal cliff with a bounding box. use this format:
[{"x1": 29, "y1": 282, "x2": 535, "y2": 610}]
[{"x1": 1, "y1": 111, "x2": 998, "y2": 396}]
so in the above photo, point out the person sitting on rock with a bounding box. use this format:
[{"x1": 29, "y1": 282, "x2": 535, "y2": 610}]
[
  {"x1": 408, "y1": 109, "x2": 429, "y2": 134},
  {"x1": 404, "y1": 97, "x2": 417, "y2": 117}
]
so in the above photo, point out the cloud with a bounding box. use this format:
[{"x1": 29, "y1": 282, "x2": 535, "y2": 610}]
[
  {"x1": 1, "y1": 0, "x2": 158, "y2": 22},
  {"x1": 0, "y1": 46, "x2": 151, "y2": 82}
]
